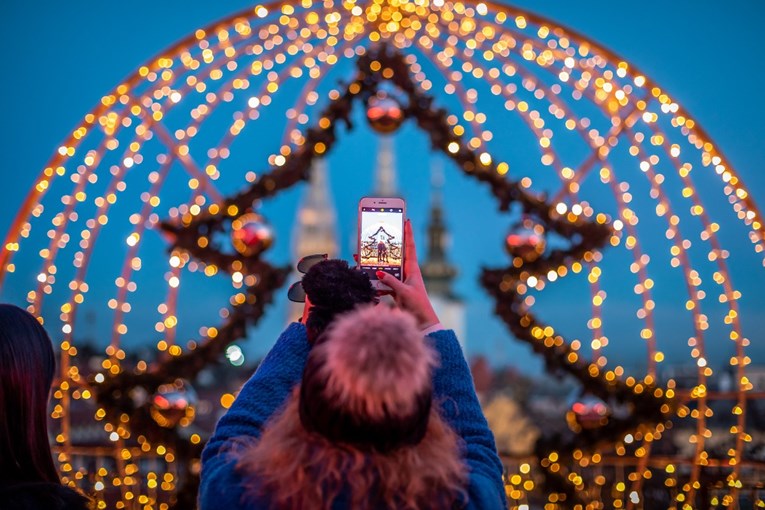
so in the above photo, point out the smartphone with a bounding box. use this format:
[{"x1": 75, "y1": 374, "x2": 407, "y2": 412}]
[{"x1": 357, "y1": 197, "x2": 406, "y2": 289}]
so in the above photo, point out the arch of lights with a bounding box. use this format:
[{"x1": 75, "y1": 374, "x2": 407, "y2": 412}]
[{"x1": 1, "y1": 0, "x2": 763, "y2": 508}]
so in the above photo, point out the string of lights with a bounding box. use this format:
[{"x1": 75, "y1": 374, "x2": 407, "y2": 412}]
[{"x1": 1, "y1": 1, "x2": 763, "y2": 508}]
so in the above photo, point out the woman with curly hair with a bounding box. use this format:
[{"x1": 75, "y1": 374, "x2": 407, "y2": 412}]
[{"x1": 200, "y1": 221, "x2": 505, "y2": 509}]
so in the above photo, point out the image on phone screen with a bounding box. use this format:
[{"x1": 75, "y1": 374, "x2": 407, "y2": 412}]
[{"x1": 359, "y1": 207, "x2": 403, "y2": 280}]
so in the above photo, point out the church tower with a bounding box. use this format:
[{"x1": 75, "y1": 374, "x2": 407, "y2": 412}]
[
  {"x1": 289, "y1": 157, "x2": 338, "y2": 322},
  {"x1": 372, "y1": 134, "x2": 399, "y2": 197},
  {"x1": 421, "y1": 158, "x2": 466, "y2": 348}
]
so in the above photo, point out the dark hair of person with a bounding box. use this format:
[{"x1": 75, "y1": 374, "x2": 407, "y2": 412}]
[
  {"x1": 300, "y1": 259, "x2": 378, "y2": 343},
  {"x1": 0, "y1": 304, "x2": 59, "y2": 484},
  {"x1": 0, "y1": 304, "x2": 92, "y2": 510}
]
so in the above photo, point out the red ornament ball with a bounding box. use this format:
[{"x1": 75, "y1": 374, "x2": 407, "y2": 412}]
[
  {"x1": 505, "y1": 218, "x2": 546, "y2": 262},
  {"x1": 366, "y1": 92, "x2": 404, "y2": 134},
  {"x1": 231, "y1": 213, "x2": 274, "y2": 256},
  {"x1": 567, "y1": 395, "x2": 611, "y2": 430},
  {"x1": 150, "y1": 379, "x2": 197, "y2": 429}
]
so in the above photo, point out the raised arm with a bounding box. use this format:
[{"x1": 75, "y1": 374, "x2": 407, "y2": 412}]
[
  {"x1": 429, "y1": 328, "x2": 506, "y2": 508},
  {"x1": 377, "y1": 221, "x2": 506, "y2": 508},
  {"x1": 199, "y1": 322, "x2": 310, "y2": 509}
]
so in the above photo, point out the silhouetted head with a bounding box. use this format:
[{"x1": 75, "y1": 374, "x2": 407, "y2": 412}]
[
  {"x1": 299, "y1": 305, "x2": 436, "y2": 453},
  {"x1": 300, "y1": 259, "x2": 377, "y2": 343},
  {"x1": 0, "y1": 304, "x2": 59, "y2": 484}
]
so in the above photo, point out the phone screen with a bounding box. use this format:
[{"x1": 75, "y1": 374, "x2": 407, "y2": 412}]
[{"x1": 359, "y1": 206, "x2": 404, "y2": 280}]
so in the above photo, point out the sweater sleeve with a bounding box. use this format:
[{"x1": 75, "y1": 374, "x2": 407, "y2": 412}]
[
  {"x1": 199, "y1": 322, "x2": 311, "y2": 510},
  {"x1": 428, "y1": 329, "x2": 507, "y2": 509}
]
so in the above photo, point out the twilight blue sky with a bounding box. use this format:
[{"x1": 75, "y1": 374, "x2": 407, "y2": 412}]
[{"x1": 1, "y1": 1, "x2": 764, "y2": 374}]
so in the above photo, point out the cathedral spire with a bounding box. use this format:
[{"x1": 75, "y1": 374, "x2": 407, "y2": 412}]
[
  {"x1": 289, "y1": 157, "x2": 338, "y2": 321},
  {"x1": 421, "y1": 157, "x2": 465, "y2": 349},
  {"x1": 422, "y1": 157, "x2": 457, "y2": 297},
  {"x1": 292, "y1": 157, "x2": 338, "y2": 257},
  {"x1": 373, "y1": 134, "x2": 399, "y2": 197}
]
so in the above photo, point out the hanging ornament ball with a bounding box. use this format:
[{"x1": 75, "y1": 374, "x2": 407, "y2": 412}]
[
  {"x1": 505, "y1": 217, "x2": 546, "y2": 262},
  {"x1": 566, "y1": 394, "x2": 612, "y2": 430},
  {"x1": 231, "y1": 213, "x2": 274, "y2": 257},
  {"x1": 366, "y1": 92, "x2": 404, "y2": 134},
  {"x1": 150, "y1": 379, "x2": 198, "y2": 429}
]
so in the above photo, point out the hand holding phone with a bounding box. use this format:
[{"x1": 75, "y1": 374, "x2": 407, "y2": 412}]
[
  {"x1": 357, "y1": 197, "x2": 406, "y2": 290},
  {"x1": 374, "y1": 220, "x2": 440, "y2": 330}
]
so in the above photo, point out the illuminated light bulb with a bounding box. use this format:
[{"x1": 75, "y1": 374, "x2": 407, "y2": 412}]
[{"x1": 225, "y1": 345, "x2": 245, "y2": 366}]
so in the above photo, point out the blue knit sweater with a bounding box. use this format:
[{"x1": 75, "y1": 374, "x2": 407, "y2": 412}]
[{"x1": 199, "y1": 322, "x2": 506, "y2": 509}]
